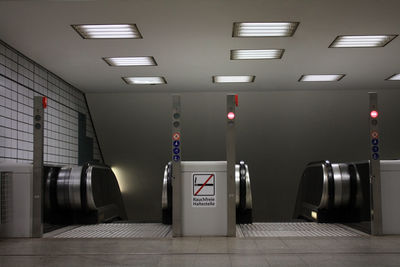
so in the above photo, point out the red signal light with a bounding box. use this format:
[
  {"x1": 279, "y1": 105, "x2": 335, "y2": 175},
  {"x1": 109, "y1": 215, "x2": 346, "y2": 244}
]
[
  {"x1": 370, "y1": 110, "x2": 378, "y2": 118},
  {"x1": 42, "y1": 96, "x2": 47, "y2": 109},
  {"x1": 227, "y1": 112, "x2": 235, "y2": 120}
]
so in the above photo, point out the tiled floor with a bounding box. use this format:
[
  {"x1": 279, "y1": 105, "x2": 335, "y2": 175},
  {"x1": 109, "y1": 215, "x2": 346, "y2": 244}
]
[{"x1": 1, "y1": 235, "x2": 400, "y2": 266}]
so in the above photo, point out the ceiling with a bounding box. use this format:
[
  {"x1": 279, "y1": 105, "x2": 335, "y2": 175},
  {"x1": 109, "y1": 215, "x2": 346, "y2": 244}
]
[{"x1": 1, "y1": 0, "x2": 400, "y2": 93}]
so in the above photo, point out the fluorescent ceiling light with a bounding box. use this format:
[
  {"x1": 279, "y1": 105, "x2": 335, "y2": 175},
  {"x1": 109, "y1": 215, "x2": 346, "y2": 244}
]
[
  {"x1": 122, "y1": 77, "x2": 166, "y2": 85},
  {"x1": 233, "y1": 22, "x2": 299, "y2": 37},
  {"x1": 299, "y1": 74, "x2": 345, "y2": 82},
  {"x1": 386, "y1": 74, "x2": 400, "y2": 81},
  {"x1": 329, "y1": 35, "x2": 397, "y2": 48},
  {"x1": 231, "y1": 49, "x2": 284, "y2": 60},
  {"x1": 103, "y1": 57, "x2": 156, "y2": 66},
  {"x1": 72, "y1": 24, "x2": 142, "y2": 39},
  {"x1": 213, "y1": 75, "x2": 255, "y2": 83}
]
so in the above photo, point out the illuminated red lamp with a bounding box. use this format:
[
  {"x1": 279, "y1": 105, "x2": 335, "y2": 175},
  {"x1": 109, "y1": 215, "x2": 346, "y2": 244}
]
[
  {"x1": 42, "y1": 96, "x2": 48, "y2": 109},
  {"x1": 370, "y1": 110, "x2": 378, "y2": 119},
  {"x1": 227, "y1": 112, "x2": 235, "y2": 120}
]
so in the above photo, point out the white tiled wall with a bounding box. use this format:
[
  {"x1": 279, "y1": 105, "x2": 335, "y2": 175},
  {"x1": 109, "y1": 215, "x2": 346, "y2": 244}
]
[{"x1": 0, "y1": 40, "x2": 103, "y2": 165}]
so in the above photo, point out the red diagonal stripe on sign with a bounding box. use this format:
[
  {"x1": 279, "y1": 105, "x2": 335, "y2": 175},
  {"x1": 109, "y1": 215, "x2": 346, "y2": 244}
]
[{"x1": 194, "y1": 174, "x2": 214, "y2": 196}]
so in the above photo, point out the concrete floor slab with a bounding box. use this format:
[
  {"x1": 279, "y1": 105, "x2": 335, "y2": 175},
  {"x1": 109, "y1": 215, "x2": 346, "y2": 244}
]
[{"x1": 1, "y1": 223, "x2": 400, "y2": 266}]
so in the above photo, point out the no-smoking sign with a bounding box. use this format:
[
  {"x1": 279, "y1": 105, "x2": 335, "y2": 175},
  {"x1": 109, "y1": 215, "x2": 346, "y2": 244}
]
[
  {"x1": 371, "y1": 131, "x2": 379, "y2": 138},
  {"x1": 173, "y1": 132, "x2": 181, "y2": 141},
  {"x1": 192, "y1": 173, "x2": 216, "y2": 207}
]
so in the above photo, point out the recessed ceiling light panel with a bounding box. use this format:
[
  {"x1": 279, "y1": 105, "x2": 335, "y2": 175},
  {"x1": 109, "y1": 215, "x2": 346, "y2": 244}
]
[
  {"x1": 386, "y1": 74, "x2": 400, "y2": 81},
  {"x1": 123, "y1": 76, "x2": 166, "y2": 85},
  {"x1": 329, "y1": 35, "x2": 397, "y2": 48},
  {"x1": 231, "y1": 49, "x2": 284, "y2": 60},
  {"x1": 233, "y1": 22, "x2": 299, "y2": 37},
  {"x1": 72, "y1": 24, "x2": 142, "y2": 39},
  {"x1": 299, "y1": 74, "x2": 345, "y2": 82},
  {"x1": 103, "y1": 57, "x2": 156, "y2": 66},
  {"x1": 213, "y1": 75, "x2": 255, "y2": 83}
]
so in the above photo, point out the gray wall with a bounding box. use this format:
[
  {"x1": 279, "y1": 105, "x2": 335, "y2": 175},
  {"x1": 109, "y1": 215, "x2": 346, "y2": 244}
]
[{"x1": 87, "y1": 89, "x2": 400, "y2": 222}]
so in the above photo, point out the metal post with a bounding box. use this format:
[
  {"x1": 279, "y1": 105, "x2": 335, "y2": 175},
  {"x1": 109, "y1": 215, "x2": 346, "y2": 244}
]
[
  {"x1": 226, "y1": 95, "x2": 236, "y2": 237},
  {"x1": 172, "y1": 95, "x2": 182, "y2": 237},
  {"x1": 33, "y1": 96, "x2": 45, "y2": 237},
  {"x1": 369, "y1": 92, "x2": 382, "y2": 235}
]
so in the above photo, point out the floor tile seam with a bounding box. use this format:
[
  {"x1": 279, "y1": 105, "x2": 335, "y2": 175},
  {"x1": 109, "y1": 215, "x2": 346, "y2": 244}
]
[
  {"x1": 2, "y1": 251, "x2": 400, "y2": 257},
  {"x1": 197, "y1": 236, "x2": 229, "y2": 253},
  {"x1": 194, "y1": 237, "x2": 201, "y2": 253},
  {"x1": 254, "y1": 237, "x2": 289, "y2": 251},
  {"x1": 264, "y1": 252, "x2": 309, "y2": 266},
  {"x1": 262, "y1": 258, "x2": 274, "y2": 267},
  {"x1": 228, "y1": 253, "x2": 271, "y2": 267},
  {"x1": 280, "y1": 237, "x2": 319, "y2": 250},
  {"x1": 38, "y1": 236, "x2": 379, "y2": 240}
]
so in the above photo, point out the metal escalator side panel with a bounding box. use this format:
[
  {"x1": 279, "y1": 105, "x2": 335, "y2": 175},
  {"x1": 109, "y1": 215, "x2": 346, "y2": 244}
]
[
  {"x1": 84, "y1": 164, "x2": 127, "y2": 221},
  {"x1": 330, "y1": 163, "x2": 352, "y2": 209},
  {"x1": 56, "y1": 167, "x2": 72, "y2": 209},
  {"x1": 43, "y1": 167, "x2": 60, "y2": 212},
  {"x1": 338, "y1": 163, "x2": 351, "y2": 208},
  {"x1": 80, "y1": 163, "x2": 89, "y2": 211},
  {"x1": 239, "y1": 162, "x2": 247, "y2": 211},
  {"x1": 318, "y1": 162, "x2": 330, "y2": 209},
  {"x1": 352, "y1": 164, "x2": 363, "y2": 208},
  {"x1": 85, "y1": 166, "x2": 96, "y2": 210},
  {"x1": 166, "y1": 162, "x2": 172, "y2": 211},
  {"x1": 325, "y1": 161, "x2": 335, "y2": 210},
  {"x1": 162, "y1": 164, "x2": 169, "y2": 210},
  {"x1": 235, "y1": 164, "x2": 240, "y2": 208},
  {"x1": 162, "y1": 162, "x2": 172, "y2": 225},
  {"x1": 234, "y1": 161, "x2": 252, "y2": 224},
  {"x1": 106, "y1": 166, "x2": 128, "y2": 220},
  {"x1": 331, "y1": 164, "x2": 343, "y2": 208},
  {"x1": 68, "y1": 166, "x2": 83, "y2": 210},
  {"x1": 244, "y1": 164, "x2": 252, "y2": 210},
  {"x1": 293, "y1": 161, "x2": 333, "y2": 221},
  {"x1": 354, "y1": 161, "x2": 371, "y2": 222}
]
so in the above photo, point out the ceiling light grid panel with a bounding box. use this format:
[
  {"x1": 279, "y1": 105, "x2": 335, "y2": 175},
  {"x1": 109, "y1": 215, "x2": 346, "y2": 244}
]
[
  {"x1": 72, "y1": 24, "x2": 142, "y2": 39},
  {"x1": 329, "y1": 35, "x2": 398, "y2": 48},
  {"x1": 232, "y1": 22, "x2": 299, "y2": 37},
  {"x1": 386, "y1": 74, "x2": 400, "y2": 81},
  {"x1": 213, "y1": 75, "x2": 255, "y2": 83},
  {"x1": 103, "y1": 57, "x2": 157, "y2": 66},
  {"x1": 122, "y1": 77, "x2": 167, "y2": 85},
  {"x1": 298, "y1": 74, "x2": 345, "y2": 82},
  {"x1": 230, "y1": 49, "x2": 284, "y2": 60}
]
